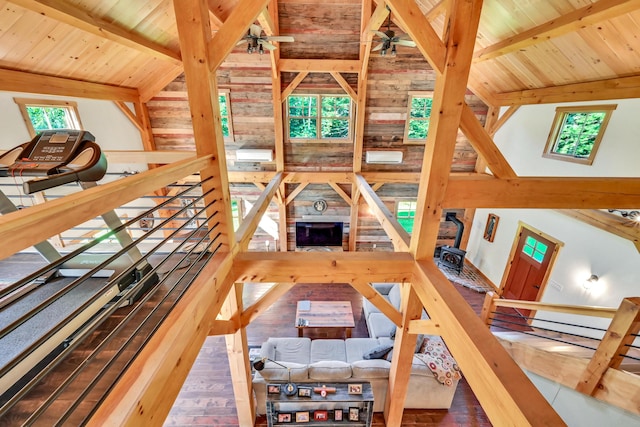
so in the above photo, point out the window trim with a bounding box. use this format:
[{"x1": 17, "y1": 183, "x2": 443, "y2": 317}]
[
  {"x1": 285, "y1": 94, "x2": 354, "y2": 143},
  {"x1": 14, "y1": 98, "x2": 83, "y2": 138},
  {"x1": 542, "y1": 104, "x2": 616, "y2": 165},
  {"x1": 403, "y1": 91, "x2": 434, "y2": 145},
  {"x1": 231, "y1": 198, "x2": 244, "y2": 231},
  {"x1": 218, "y1": 89, "x2": 235, "y2": 142}
]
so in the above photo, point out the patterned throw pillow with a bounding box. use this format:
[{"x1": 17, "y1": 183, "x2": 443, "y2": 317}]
[{"x1": 414, "y1": 336, "x2": 462, "y2": 386}]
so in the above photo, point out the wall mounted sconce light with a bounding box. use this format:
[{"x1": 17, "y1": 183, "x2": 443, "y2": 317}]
[
  {"x1": 608, "y1": 209, "x2": 640, "y2": 221},
  {"x1": 583, "y1": 274, "x2": 599, "y2": 290}
]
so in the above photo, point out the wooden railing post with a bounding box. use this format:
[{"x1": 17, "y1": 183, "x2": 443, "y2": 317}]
[
  {"x1": 480, "y1": 291, "x2": 499, "y2": 327},
  {"x1": 575, "y1": 297, "x2": 640, "y2": 395}
]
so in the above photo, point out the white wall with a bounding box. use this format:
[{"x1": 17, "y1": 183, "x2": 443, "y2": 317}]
[
  {"x1": 467, "y1": 98, "x2": 640, "y2": 329},
  {"x1": 0, "y1": 91, "x2": 146, "y2": 173}
]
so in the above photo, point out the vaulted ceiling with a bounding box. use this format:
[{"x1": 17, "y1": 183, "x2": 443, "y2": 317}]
[{"x1": 2, "y1": 0, "x2": 640, "y2": 105}]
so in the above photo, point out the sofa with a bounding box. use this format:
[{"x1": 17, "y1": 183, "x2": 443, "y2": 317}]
[{"x1": 363, "y1": 283, "x2": 430, "y2": 339}]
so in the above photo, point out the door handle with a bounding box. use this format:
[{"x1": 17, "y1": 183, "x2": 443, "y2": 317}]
[{"x1": 533, "y1": 285, "x2": 540, "y2": 289}]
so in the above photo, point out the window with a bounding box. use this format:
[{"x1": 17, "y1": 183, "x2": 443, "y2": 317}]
[
  {"x1": 543, "y1": 105, "x2": 616, "y2": 165},
  {"x1": 218, "y1": 90, "x2": 234, "y2": 141},
  {"x1": 396, "y1": 200, "x2": 417, "y2": 233},
  {"x1": 231, "y1": 199, "x2": 243, "y2": 231},
  {"x1": 522, "y1": 235, "x2": 547, "y2": 264},
  {"x1": 286, "y1": 95, "x2": 353, "y2": 142},
  {"x1": 404, "y1": 92, "x2": 433, "y2": 144},
  {"x1": 14, "y1": 98, "x2": 82, "y2": 138}
]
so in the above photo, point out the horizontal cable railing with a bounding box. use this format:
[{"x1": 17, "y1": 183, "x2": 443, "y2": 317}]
[
  {"x1": 0, "y1": 156, "x2": 229, "y2": 424},
  {"x1": 481, "y1": 292, "x2": 640, "y2": 415}
]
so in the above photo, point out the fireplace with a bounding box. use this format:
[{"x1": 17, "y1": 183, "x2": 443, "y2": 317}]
[
  {"x1": 436, "y1": 212, "x2": 466, "y2": 274},
  {"x1": 438, "y1": 245, "x2": 466, "y2": 274}
]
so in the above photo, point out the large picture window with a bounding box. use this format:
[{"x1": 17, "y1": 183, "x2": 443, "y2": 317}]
[
  {"x1": 404, "y1": 92, "x2": 433, "y2": 144},
  {"x1": 14, "y1": 98, "x2": 83, "y2": 138},
  {"x1": 286, "y1": 95, "x2": 352, "y2": 142},
  {"x1": 543, "y1": 104, "x2": 616, "y2": 165}
]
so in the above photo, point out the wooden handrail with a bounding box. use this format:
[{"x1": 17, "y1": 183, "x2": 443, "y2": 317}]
[
  {"x1": 0, "y1": 155, "x2": 212, "y2": 260},
  {"x1": 481, "y1": 292, "x2": 617, "y2": 320}
]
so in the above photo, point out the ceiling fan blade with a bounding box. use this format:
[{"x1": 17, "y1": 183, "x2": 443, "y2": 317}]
[
  {"x1": 395, "y1": 39, "x2": 417, "y2": 48},
  {"x1": 266, "y1": 36, "x2": 295, "y2": 43},
  {"x1": 373, "y1": 30, "x2": 390, "y2": 40},
  {"x1": 236, "y1": 39, "x2": 248, "y2": 46},
  {"x1": 260, "y1": 41, "x2": 278, "y2": 51},
  {"x1": 372, "y1": 42, "x2": 384, "y2": 51},
  {"x1": 249, "y1": 24, "x2": 262, "y2": 37},
  {"x1": 397, "y1": 33, "x2": 413, "y2": 40}
]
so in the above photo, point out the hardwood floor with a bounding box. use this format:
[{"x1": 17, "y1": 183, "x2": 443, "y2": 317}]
[{"x1": 165, "y1": 279, "x2": 494, "y2": 427}]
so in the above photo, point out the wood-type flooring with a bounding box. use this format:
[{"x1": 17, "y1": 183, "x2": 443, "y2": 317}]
[{"x1": 165, "y1": 279, "x2": 495, "y2": 427}]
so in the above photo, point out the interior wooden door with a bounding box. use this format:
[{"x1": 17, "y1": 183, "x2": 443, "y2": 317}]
[{"x1": 503, "y1": 227, "x2": 557, "y2": 305}]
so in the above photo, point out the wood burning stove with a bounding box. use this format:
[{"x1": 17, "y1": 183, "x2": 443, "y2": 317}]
[
  {"x1": 436, "y1": 212, "x2": 466, "y2": 274},
  {"x1": 438, "y1": 245, "x2": 466, "y2": 274}
]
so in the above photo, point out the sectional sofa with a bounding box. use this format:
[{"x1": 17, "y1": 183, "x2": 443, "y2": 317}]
[
  {"x1": 252, "y1": 283, "x2": 462, "y2": 414},
  {"x1": 252, "y1": 336, "x2": 459, "y2": 414}
]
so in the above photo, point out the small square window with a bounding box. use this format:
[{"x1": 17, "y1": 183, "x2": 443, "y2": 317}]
[
  {"x1": 543, "y1": 105, "x2": 616, "y2": 165},
  {"x1": 14, "y1": 98, "x2": 83, "y2": 138}
]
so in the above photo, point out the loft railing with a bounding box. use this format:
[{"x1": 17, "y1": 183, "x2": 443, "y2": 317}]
[
  {"x1": 0, "y1": 155, "x2": 230, "y2": 424},
  {"x1": 481, "y1": 292, "x2": 640, "y2": 415}
]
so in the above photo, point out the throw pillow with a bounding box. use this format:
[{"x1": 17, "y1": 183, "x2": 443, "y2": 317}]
[{"x1": 363, "y1": 344, "x2": 393, "y2": 360}]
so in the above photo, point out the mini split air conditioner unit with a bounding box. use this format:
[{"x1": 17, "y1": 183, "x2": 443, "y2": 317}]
[
  {"x1": 236, "y1": 149, "x2": 273, "y2": 162},
  {"x1": 365, "y1": 150, "x2": 403, "y2": 164}
]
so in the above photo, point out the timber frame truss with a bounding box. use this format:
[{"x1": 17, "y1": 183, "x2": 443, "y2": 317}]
[{"x1": 75, "y1": 0, "x2": 640, "y2": 426}]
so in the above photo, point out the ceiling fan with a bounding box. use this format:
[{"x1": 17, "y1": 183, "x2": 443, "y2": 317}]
[
  {"x1": 372, "y1": 15, "x2": 416, "y2": 56},
  {"x1": 236, "y1": 24, "x2": 294, "y2": 54}
]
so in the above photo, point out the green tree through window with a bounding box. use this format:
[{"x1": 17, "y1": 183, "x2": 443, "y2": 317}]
[
  {"x1": 218, "y1": 92, "x2": 234, "y2": 140},
  {"x1": 404, "y1": 93, "x2": 433, "y2": 143},
  {"x1": 14, "y1": 98, "x2": 82, "y2": 138},
  {"x1": 287, "y1": 95, "x2": 351, "y2": 141},
  {"x1": 543, "y1": 105, "x2": 616, "y2": 165}
]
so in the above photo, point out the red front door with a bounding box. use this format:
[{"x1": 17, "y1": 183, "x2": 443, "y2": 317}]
[{"x1": 503, "y1": 227, "x2": 556, "y2": 304}]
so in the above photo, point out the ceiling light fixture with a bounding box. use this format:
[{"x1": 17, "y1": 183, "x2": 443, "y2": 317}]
[
  {"x1": 608, "y1": 209, "x2": 640, "y2": 221},
  {"x1": 583, "y1": 274, "x2": 599, "y2": 290}
]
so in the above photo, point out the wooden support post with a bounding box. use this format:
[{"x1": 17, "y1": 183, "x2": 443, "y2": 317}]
[
  {"x1": 576, "y1": 297, "x2": 640, "y2": 395},
  {"x1": 222, "y1": 283, "x2": 256, "y2": 426},
  {"x1": 480, "y1": 291, "x2": 499, "y2": 327},
  {"x1": 384, "y1": 283, "x2": 423, "y2": 426}
]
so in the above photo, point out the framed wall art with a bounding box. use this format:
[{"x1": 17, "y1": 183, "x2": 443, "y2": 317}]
[{"x1": 483, "y1": 214, "x2": 499, "y2": 242}]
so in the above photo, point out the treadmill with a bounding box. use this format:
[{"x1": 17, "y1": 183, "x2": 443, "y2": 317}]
[{"x1": 0, "y1": 129, "x2": 157, "y2": 399}]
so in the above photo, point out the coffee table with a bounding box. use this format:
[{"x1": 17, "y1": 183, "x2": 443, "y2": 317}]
[{"x1": 295, "y1": 300, "x2": 355, "y2": 338}]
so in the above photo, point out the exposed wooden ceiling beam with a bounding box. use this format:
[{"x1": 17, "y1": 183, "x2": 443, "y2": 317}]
[
  {"x1": 355, "y1": 174, "x2": 410, "y2": 251},
  {"x1": 330, "y1": 72, "x2": 357, "y2": 102},
  {"x1": 493, "y1": 75, "x2": 640, "y2": 106},
  {"x1": 412, "y1": 261, "x2": 566, "y2": 426},
  {"x1": 232, "y1": 252, "x2": 415, "y2": 284},
  {"x1": 0, "y1": 155, "x2": 210, "y2": 260},
  {"x1": 474, "y1": 0, "x2": 640, "y2": 63},
  {"x1": 488, "y1": 105, "x2": 520, "y2": 136},
  {"x1": 240, "y1": 283, "x2": 297, "y2": 327},
  {"x1": 279, "y1": 59, "x2": 361, "y2": 73},
  {"x1": 408, "y1": 0, "x2": 482, "y2": 261},
  {"x1": 208, "y1": 0, "x2": 270, "y2": 72},
  {"x1": 444, "y1": 176, "x2": 640, "y2": 208},
  {"x1": 556, "y1": 209, "x2": 640, "y2": 252},
  {"x1": 0, "y1": 68, "x2": 139, "y2": 102},
  {"x1": 459, "y1": 104, "x2": 516, "y2": 178},
  {"x1": 226, "y1": 171, "x2": 424, "y2": 184},
  {"x1": 281, "y1": 72, "x2": 309, "y2": 100},
  {"x1": 8, "y1": 0, "x2": 181, "y2": 63},
  {"x1": 235, "y1": 172, "x2": 283, "y2": 251},
  {"x1": 384, "y1": 0, "x2": 446, "y2": 74}
]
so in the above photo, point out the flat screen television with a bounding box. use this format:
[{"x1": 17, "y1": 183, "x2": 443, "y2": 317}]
[{"x1": 295, "y1": 222, "x2": 343, "y2": 247}]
